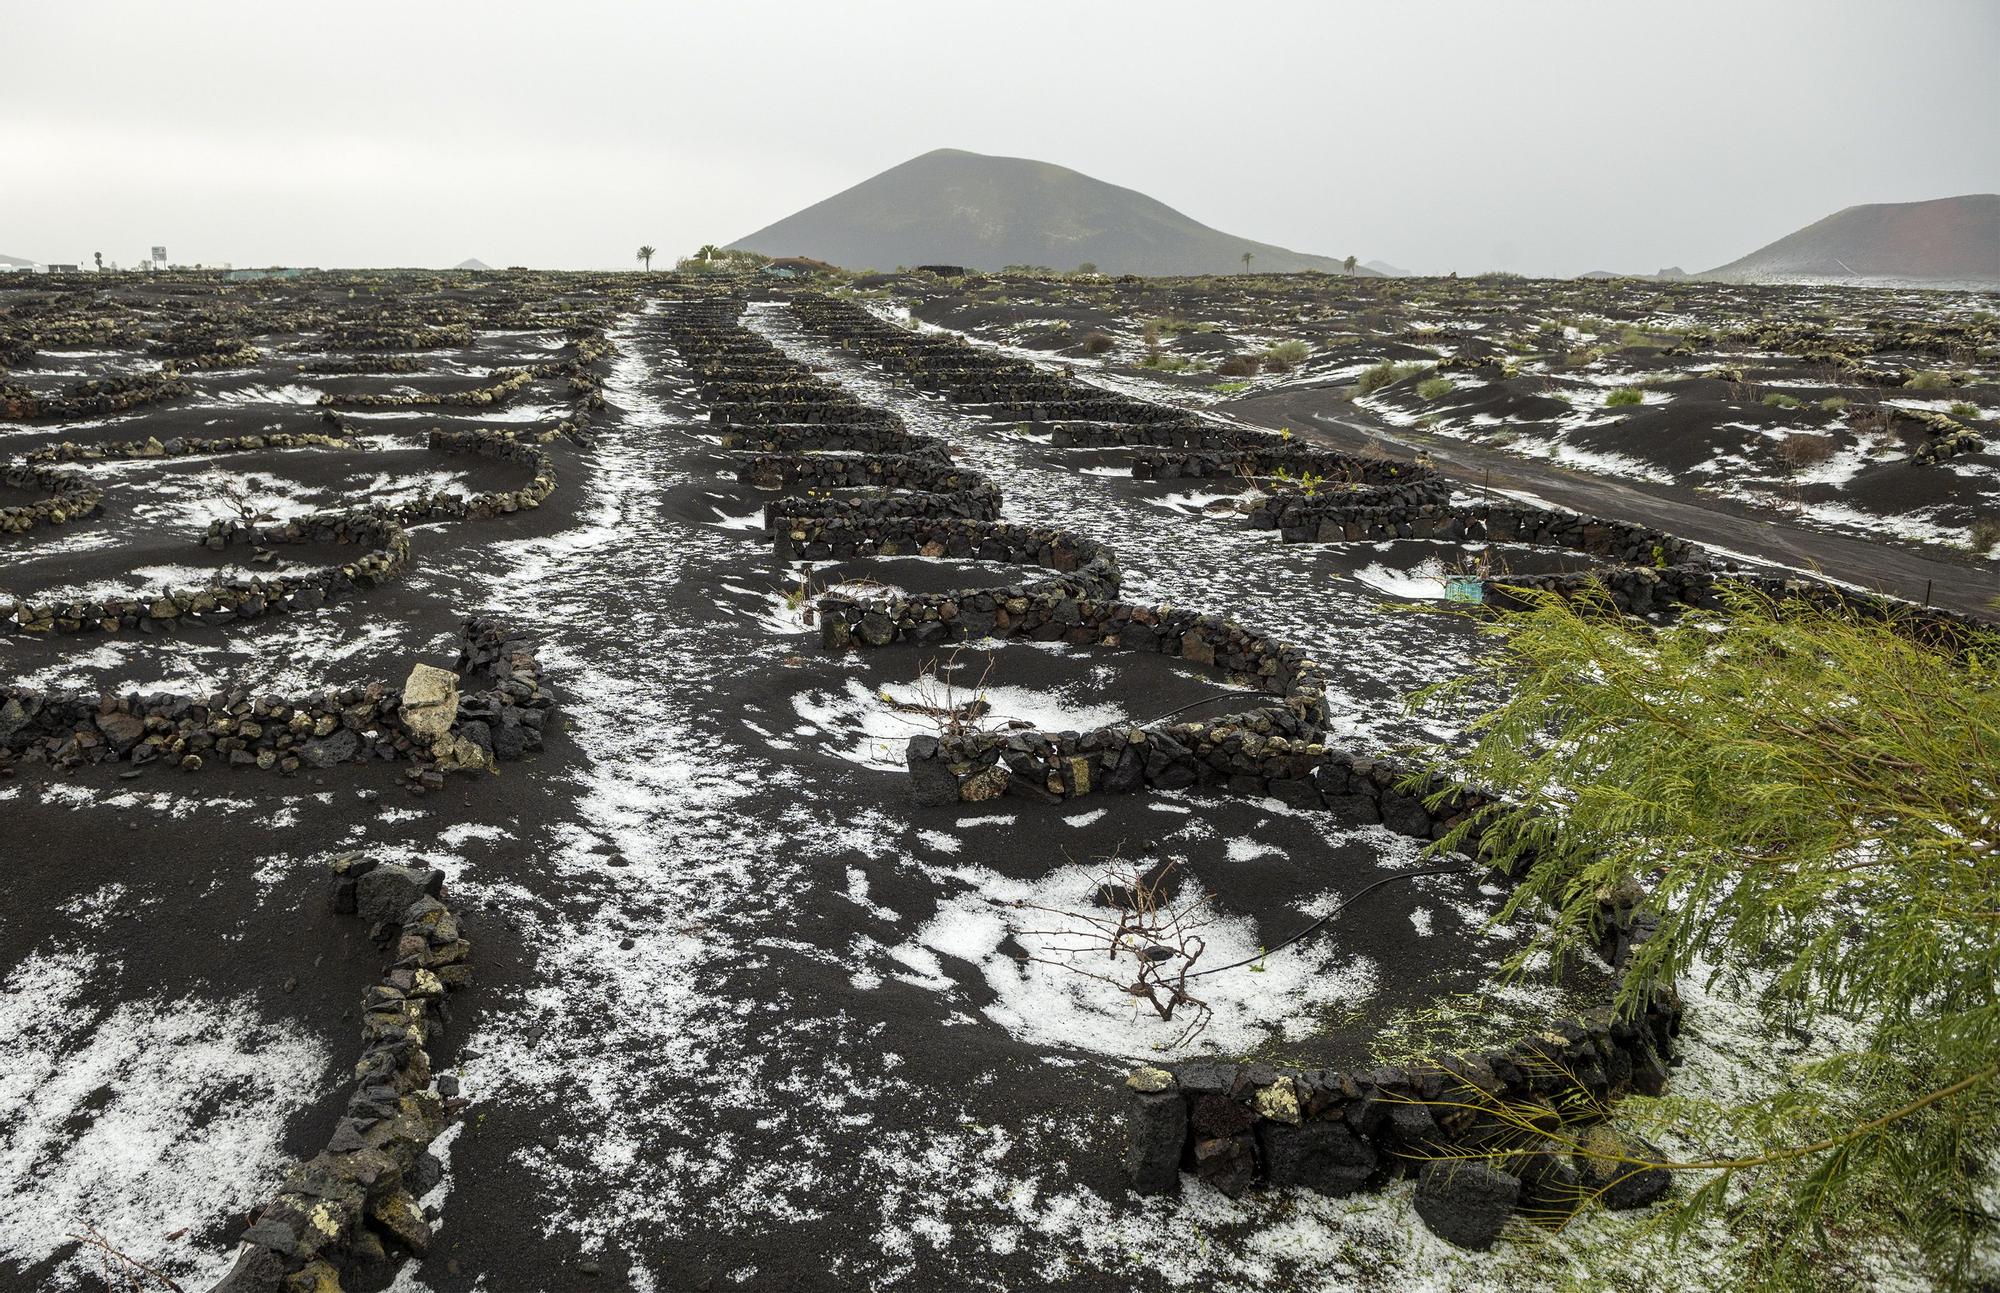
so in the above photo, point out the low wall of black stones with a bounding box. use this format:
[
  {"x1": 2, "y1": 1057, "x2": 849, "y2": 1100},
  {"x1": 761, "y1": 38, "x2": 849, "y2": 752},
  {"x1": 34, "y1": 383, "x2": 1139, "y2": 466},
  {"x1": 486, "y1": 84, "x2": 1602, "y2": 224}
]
[
  {"x1": 899, "y1": 602, "x2": 1329, "y2": 803},
  {"x1": 769, "y1": 294, "x2": 1696, "y2": 1233},
  {"x1": 0, "y1": 462, "x2": 102, "y2": 534},
  {"x1": 3, "y1": 427, "x2": 555, "y2": 637},
  {"x1": 209, "y1": 858, "x2": 473, "y2": 1292},
  {"x1": 28, "y1": 425, "x2": 352, "y2": 464},
  {"x1": 777, "y1": 298, "x2": 1752, "y2": 629},
  {"x1": 320, "y1": 366, "x2": 533, "y2": 410},
  {"x1": 778, "y1": 294, "x2": 2000, "y2": 1232},
  {"x1": 710, "y1": 398, "x2": 902, "y2": 426},
  {"x1": 797, "y1": 516, "x2": 1122, "y2": 645},
  {"x1": 1114, "y1": 748, "x2": 1681, "y2": 1204},
  {"x1": 714, "y1": 420, "x2": 916, "y2": 454},
  {"x1": 315, "y1": 321, "x2": 475, "y2": 352},
  {"x1": 1131, "y1": 444, "x2": 1439, "y2": 490},
  {"x1": 1125, "y1": 982, "x2": 1682, "y2": 1213},
  {"x1": 1252, "y1": 499, "x2": 1700, "y2": 564},
  {"x1": 2, "y1": 293, "x2": 612, "y2": 639},
  {"x1": 741, "y1": 453, "x2": 1002, "y2": 527},
  {"x1": 0, "y1": 616, "x2": 552, "y2": 784},
  {"x1": 0, "y1": 368, "x2": 193, "y2": 420},
  {"x1": 1045, "y1": 420, "x2": 1236, "y2": 449},
  {"x1": 706, "y1": 290, "x2": 1986, "y2": 1236}
]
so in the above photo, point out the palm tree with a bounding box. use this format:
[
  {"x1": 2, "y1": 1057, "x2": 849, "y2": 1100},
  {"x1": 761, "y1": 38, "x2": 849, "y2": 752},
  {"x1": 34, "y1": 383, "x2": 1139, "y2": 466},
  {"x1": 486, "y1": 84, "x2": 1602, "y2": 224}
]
[
  {"x1": 93, "y1": 252, "x2": 103, "y2": 272},
  {"x1": 1240, "y1": 251, "x2": 1253, "y2": 274},
  {"x1": 697, "y1": 244, "x2": 722, "y2": 267},
  {"x1": 636, "y1": 245, "x2": 657, "y2": 271},
  {"x1": 1344, "y1": 254, "x2": 1357, "y2": 276}
]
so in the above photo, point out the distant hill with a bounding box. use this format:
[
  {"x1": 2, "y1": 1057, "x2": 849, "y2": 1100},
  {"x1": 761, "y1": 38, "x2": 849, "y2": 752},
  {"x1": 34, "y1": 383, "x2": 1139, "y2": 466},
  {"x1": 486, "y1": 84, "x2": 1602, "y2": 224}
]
[
  {"x1": 453, "y1": 258, "x2": 493, "y2": 271},
  {"x1": 0, "y1": 252, "x2": 35, "y2": 270},
  {"x1": 1704, "y1": 195, "x2": 1999, "y2": 288},
  {"x1": 1362, "y1": 259, "x2": 1410, "y2": 277},
  {"x1": 727, "y1": 148, "x2": 1378, "y2": 277}
]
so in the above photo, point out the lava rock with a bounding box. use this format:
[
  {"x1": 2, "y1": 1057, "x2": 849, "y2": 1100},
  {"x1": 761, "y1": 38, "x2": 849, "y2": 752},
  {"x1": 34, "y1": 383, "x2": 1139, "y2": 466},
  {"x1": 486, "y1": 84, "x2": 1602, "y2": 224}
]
[
  {"x1": 1190, "y1": 1092, "x2": 1256, "y2": 1139},
  {"x1": 300, "y1": 727, "x2": 362, "y2": 769},
  {"x1": 1513, "y1": 1140, "x2": 1585, "y2": 1223},
  {"x1": 1125, "y1": 1089, "x2": 1187, "y2": 1195},
  {"x1": 1413, "y1": 1160, "x2": 1520, "y2": 1250},
  {"x1": 1256, "y1": 1117, "x2": 1377, "y2": 1195},
  {"x1": 906, "y1": 736, "x2": 959, "y2": 807},
  {"x1": 1578, "y1": 1126, "x2": 1672, "y2": 1209},
  {"x1": 1192, "y1": 1133, "x2": 1256, "y2": 1198},
  {"x1": 356, "y1": 863, "x2": 445, "y2": 925}
]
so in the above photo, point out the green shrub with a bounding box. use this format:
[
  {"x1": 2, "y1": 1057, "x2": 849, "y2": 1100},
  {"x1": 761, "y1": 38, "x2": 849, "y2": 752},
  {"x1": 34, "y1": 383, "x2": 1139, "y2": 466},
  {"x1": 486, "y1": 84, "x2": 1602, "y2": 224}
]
[
  {"x1": 1950, "y1": 401, "x2": 1978, "y2": 418},
  {"x1": 1763, "y1": 392, "x2": 1802, "y2": 409},
  {"x1": 1416, "y1": 376, "x2": 1455, "y2": 400},
  {"x1": 1906, "y1": 370, "x2": 1952, "y2": 390},
  {"x1": 1971, "y1": 518, "x2": 2000, "y2": 553},
  {"x1": 1264, "y1": 339, "x2": 1312, "y2": 366},
  {"x1": 1414, "y1": 589, "x2": 2000, "y2": 1293},
  {"x1": 1079, "y1": 331, "x2": 1114, "y2": 355},
  {"x1": 1819, "y1": 396, "x2": 1849, "y2": 413},
  {"x1": 1355, "y1": 360, "x2": 1424, "y2": 395},
  {"x1": 1606, "y1": 387, "x2": 1644, "y2": 407}
]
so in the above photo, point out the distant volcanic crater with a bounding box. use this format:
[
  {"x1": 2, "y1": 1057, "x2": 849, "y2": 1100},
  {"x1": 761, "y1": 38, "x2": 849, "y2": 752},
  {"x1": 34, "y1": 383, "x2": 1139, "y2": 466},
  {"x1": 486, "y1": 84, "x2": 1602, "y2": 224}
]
[
  {"x1": 1703, "y1": 194, "x2": 1999, "y2": 288},
  {"x1": 726, "y1": 147, "x2": 1379, "y2": 278}
]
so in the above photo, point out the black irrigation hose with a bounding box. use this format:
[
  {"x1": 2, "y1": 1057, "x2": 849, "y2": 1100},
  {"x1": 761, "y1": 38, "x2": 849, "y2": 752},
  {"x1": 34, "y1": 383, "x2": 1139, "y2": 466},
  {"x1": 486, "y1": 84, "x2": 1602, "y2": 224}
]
[
  {"x1": 1136, "y1": 690, "x2": 1288, "y2": 727},
  {"x1": 1186, "y1": 862, "x2": 1477, "y2": 979}
]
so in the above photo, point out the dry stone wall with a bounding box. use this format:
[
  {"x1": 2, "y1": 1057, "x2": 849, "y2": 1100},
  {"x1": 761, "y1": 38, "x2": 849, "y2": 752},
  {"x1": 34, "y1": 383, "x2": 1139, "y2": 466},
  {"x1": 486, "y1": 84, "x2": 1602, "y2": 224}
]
[
  {"x1": 208, "y1": 857, "x2": 473, "y2": 1293},
  {"x1": 0, "y1": 462, "x2": 101, "y2": 534},
  {"x1": 0, "y1": 615, "x2": 553, "y2": 783}
]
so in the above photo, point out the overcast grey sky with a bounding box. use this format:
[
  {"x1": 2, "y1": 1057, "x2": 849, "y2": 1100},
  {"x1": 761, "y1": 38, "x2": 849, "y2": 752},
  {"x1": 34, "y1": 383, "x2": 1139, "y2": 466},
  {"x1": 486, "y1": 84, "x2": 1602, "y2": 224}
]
[{"x1": 6, "y1": 0, "x2": 1996, "y2": 275}]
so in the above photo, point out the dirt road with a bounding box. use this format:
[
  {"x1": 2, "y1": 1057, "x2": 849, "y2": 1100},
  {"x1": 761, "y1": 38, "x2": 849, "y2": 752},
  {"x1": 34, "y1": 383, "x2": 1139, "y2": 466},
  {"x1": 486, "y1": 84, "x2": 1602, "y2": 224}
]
[{"x1": 1223, "y1": 386, "x2": 2000, "y2": 619}]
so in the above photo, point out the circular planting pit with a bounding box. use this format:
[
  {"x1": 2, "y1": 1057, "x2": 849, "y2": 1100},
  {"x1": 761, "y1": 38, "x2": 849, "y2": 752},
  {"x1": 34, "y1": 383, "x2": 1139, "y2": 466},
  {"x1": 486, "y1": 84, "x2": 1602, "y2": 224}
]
[
  {"x1": 774, "y1": 634, "x2": 1266, "y2": 773},
  {"x1": 873, "y1": 793, "x2": 1614, "y2": 1068}
]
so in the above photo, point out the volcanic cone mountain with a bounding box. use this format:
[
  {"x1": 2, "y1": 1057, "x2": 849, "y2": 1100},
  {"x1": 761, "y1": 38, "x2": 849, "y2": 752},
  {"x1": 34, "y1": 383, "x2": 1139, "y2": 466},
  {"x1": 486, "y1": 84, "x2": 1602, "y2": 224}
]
[
  {"x1": 727, "y1": 147, "x2": 1374, "y2": 277},
  {"x1": 1703, "y1": 194, "x2": 1999, "y2": 288}
]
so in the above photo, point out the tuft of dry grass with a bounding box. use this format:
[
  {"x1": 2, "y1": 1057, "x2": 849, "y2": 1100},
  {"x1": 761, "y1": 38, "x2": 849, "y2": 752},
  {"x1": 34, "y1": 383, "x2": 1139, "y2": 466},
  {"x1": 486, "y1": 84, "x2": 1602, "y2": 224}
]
[{"x1": 1779, "y1": 434, "x2": 1838, "y2": 471}]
